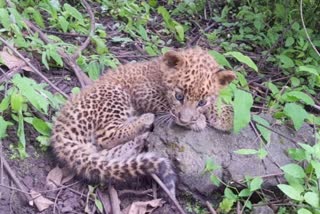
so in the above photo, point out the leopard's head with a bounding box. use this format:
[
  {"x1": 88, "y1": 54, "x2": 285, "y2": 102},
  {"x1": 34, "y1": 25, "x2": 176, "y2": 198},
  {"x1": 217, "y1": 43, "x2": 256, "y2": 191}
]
[{"x1": 160, "y1": 47, "x2": 236, "y2": 129}]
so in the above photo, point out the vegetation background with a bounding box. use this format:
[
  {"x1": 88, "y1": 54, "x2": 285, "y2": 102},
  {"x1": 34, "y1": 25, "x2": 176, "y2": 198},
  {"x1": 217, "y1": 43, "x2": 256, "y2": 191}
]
[{"x1": 0, "y1": 0, "x2": 319, "y2": 213}]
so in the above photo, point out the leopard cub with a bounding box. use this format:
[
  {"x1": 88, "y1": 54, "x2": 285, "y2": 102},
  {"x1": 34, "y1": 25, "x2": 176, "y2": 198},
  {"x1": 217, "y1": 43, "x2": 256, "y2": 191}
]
[{"x1": 51, "y1": 47, "x2": 236, "y2": 197}]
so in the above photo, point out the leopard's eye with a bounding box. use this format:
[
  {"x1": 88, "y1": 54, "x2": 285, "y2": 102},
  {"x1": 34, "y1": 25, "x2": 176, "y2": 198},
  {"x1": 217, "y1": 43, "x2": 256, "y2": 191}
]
[
  {"x1": 175, "y1": 92, "x2": 184, "y2": 102},
  {"x1": 198, "y1": 100, "x2": 207, "y2": 107}
]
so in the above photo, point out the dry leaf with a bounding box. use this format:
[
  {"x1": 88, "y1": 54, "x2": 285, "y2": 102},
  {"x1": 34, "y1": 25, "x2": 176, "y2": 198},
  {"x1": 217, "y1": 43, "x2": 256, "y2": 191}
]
[
  {"x1": 123, "y1": 199, "x2": 164, "y2": 214},
  {"x1": 29, "y1": 190, "x2": 54, "y2": 212},
  {"x1": 46, "y1": 166, "x2": 63, "y2": 189},
  {"x1": 61, "y1": 167, "x2": 75, "y2": 184},
  {"x1": 46, "y1": 166, "x2": 75, "y2": 189},
  {"x1": 0, "y1": 47, "x2": 32, "y2": 72}
]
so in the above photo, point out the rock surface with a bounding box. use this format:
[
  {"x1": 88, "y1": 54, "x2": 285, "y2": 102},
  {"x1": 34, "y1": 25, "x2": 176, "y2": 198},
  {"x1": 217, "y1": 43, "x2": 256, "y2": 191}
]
[{"x1": 147, "y1": 115, "x2": 313, "y2": 196}]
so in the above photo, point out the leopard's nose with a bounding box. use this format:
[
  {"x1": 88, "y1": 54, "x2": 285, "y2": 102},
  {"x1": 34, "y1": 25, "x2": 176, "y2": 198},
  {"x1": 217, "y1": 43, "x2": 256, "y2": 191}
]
[{"x1": 178, "y1": 112, "x2": 193, "y2": 124}]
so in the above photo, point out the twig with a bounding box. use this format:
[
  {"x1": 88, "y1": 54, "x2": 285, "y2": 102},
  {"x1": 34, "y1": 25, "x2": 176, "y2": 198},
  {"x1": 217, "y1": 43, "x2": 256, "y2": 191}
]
[
  {"x1": 0, "y1": 36, "x2": 68, "y2": 98},
  {"x1": 253, "y1": 121, "x2": 300, "y2": 145},
  {"x1": 151, "y1": 174, "x2": 186, "y2": 214},
  {"x1": 152, "y1": 181, "x2": 158, "y2": 199},
  {"x1": 237, "y1": 201, "x2": 241, "y2": 214},
  {"x1": 53, "y1": 189, "x2": 62, "y2": 214},
  {"x1": 43, "y1": 30, "x2": 87, "y2": 38},
  {"x1": 0, "y1": 66, "x2": 24, "y2": 85},
  {"x1": 118, "y1": 188, "x2": 153, "y2": 197},
  {"x1": 300, "y1": 0, "x2": 320, "y2": 57},
  {"x1": 206, "y1": 201, "x2": 217, "y2": 214},
  {"x1": 0, "y1": 143, "x2": 32, "y2": 202},
  {"x1": 71, "y1": 0, "x2": 95, "y2": 60},
  {"x1": 108, "y1": 184, "x2": 121, "y2": 214}
]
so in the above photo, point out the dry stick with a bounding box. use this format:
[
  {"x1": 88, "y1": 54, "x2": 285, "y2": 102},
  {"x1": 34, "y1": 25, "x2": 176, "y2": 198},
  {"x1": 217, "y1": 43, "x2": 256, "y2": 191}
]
[
  {"x1": 300, "y1": 0, "x2": 320, "y2": 57},
  {"x1": 53, "y1": 189, "x2": 63, "y2": 214},
  {"x1": 24, "y1": 20, "x2": 92, "y2": 88},
  {"x1": 0, "y1": 145, "x2": 32, "y2": 202},
  {"x1": 151, "y1": 174, "x2": 186, "y2": 214},
  {"x1": 71, "y1": 0, "x2": 95, "y2": 60},
  {"x1": 206, "y1": 201, "x2": 217, "y2": 214},
  {"x1": 118, "y1": 189, "x2": 153, "y2": 197},
  {"x1": 0, "y1": 36, "x2": 68, "y2": 98},
  {"x1": 253, "y1": 121, "x2": 300, "y2": 145},
  {"x1": 108, "y1": 184, "x2": 121, "y2": 214}
]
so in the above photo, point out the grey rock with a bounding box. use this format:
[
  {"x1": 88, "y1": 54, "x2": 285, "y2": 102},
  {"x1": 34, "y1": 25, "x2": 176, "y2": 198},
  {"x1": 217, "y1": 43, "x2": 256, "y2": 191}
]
[{"x1": 147, "y1": 114, "x2": 313, "y2": 195}]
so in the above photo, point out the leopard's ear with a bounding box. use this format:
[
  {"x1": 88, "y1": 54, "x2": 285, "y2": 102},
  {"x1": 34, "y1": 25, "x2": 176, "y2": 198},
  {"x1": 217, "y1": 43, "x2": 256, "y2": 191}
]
[
  {"x1": 163, "y1": 51, "x2": 184, "y2": 69},
  {"x1": 216, "y1": 70, "x2": 236, "y2": 89}
]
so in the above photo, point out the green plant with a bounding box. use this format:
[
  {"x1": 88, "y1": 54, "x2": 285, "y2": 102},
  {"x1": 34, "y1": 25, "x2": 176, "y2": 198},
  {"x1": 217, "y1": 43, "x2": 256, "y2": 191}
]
[{"x1": 0, "y1": 74, "x2": 65, "y2": 158}]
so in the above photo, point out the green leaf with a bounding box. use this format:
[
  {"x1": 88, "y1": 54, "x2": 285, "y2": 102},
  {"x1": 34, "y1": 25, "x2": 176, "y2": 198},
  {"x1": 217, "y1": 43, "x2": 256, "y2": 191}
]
[
  {"x1": 257, "y1": 149, "x2": 268, "y2": 159},
  {"x1": 249, "y1": 177, "x2": 263, "y2": 192},
  {"x1": 32, "y1": 118, "x2": 51, "y2": 136},
  {"x1": 58, "y1": 16, "x2": 69, "y2": 32},
  {"x1": 290, "y1": 77, "x2": 300, "y2": 87},
  {"x1": 297, "y1": 208, "x2": 312, "y2": 214},
  {"x1": 95, "y1": 198, "x2": 104, "y2": 213},
  {"x1": 210, "y1": 174, "x2": 220, "y2": 186},
  {"x1": 11, "y1": 92, "x2": 24, "y2": 112},
  {"x1": 224, "y1": 188, "x2": 237, "y2": 200},
  {"x1": 281, "y1": 163, "x2": 306, "y2": 178},
  {"x1": 298, "y1": 66, "x2": 319, "y2": 76},
  {"x1": 285, "y1": 37, "x2": 295, "y2": 47},
  {"x1": 225, "y1": 51, "x2": 258, "y2": 72},
  {"x1": 175, "y1": 24, "x2": 184, "y2": 41},
  {"x1": 145, "y1": 46, "x2": 158, "y2": 56},
  {"x1": 208, "y1": 50, "x2": 232, "y2": 68},
  {"x1": 288, "y1": 148, "x2": 306, "y2": 161},
  {"x1": 233, "y1": 89, "x2": 253, "y2": 133},
  {"x1": 48, "y1": 46, "x2": 63, "y2": 67},
  {"x1": 92, "y1": 36, "x2": 108, "y2": 55},
  {"x1": 0, "y1": 116, "x2": 13, "y2": 139},
  {"x1": 267, "y1": 82, "x2": 279, "y2": 95},
  {"x1": 11, "y1": 75, "x2": 51, "y2": 114},
  {"x1": 36, "y1": 136, "x2": 50, "y2": 147},
  {"x1": 219, "y1": 198, "x2": 235, "y2": 213},
  {"x1": 239, "y1": 188, "x2": 251, "y2": 197},
  {"x1": 284, "y1": 91, "x2": 315, "y2": 106},
  {"x1": 311, "y1": 160, "x2": 320, "y2": 179},
  {"x1": 136, "y1": 25, "x2": 148, "y2": 41},
  {"x1": 277, "y1": 55, "x2": 294, "y2": 68},
  {"x1": 0, "y1": 8, "x2": 11, "y2": 30},
  {"x1": 304, "y1": 192, "x2": 319, "y2": 208},
  {"x1": 0, "y1": 95, "x2": 10, "y2": 112},
  {"x1": 16, "y1": 111, "x2": 28, "y2": 158},
  {"x1": 204, "y1": 159, "x2": 221, "y2": 172},
  {"x1": 31, "y1": 8, "x2": 45, "y2": 28},
  {"x1": 252, "y1": 115, "x2": 271, "y2": 143},
  {"x1": 283, "y1": 103, "x2": 308, "y2": 130},
  {"x1": 87, "y1": 61, "x2": 101, "y2": 80},
  {"x1": 64, "y1": 4, "x2": 83, "y2": 23},
  {"x1": 234, "y1": 149, "x2": 257, "y2": 155},
  {"x1": 277, "y1": 184, "x2": 303, "y2": 201}
]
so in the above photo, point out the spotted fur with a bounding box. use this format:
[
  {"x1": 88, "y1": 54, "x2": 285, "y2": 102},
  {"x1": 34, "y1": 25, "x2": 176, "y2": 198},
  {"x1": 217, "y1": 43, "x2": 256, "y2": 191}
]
[{"x1": 51, "y1": 47, "x2": 235, "y2": 197}]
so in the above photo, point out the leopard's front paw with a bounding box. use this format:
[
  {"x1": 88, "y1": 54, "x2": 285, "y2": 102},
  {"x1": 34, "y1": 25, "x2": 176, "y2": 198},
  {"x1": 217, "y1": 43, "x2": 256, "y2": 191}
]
[{"x1": 189, "y1": 114, "x2": 206, "y2": 132}]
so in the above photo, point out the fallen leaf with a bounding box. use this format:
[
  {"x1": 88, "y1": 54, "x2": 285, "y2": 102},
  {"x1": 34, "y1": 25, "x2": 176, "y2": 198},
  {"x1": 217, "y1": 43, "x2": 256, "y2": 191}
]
[
  {"x1": 0, "y1": 47, "x2": 33, "y2": 72},
  {"x1": 46, "y1": 166, "x2": 75, "y2": 189},
  {"x1": 46, "y1": 166, "x2": 63, "y2": 189},
  {"x1": 29, "y1": 190, "x2": 54, "y2": 212},
  {"x1": 123, "y1": 199, "x2": 164, "y2": 214},
  {"x1": 61, "y1": 167, "x2": 75, "y2": 184}
]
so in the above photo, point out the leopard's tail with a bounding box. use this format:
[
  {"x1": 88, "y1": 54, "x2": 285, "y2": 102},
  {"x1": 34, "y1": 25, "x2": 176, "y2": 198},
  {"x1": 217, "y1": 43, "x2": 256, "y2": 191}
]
[{"x1": 51, "y1": 134, "x2": 176, "y2": 196}]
